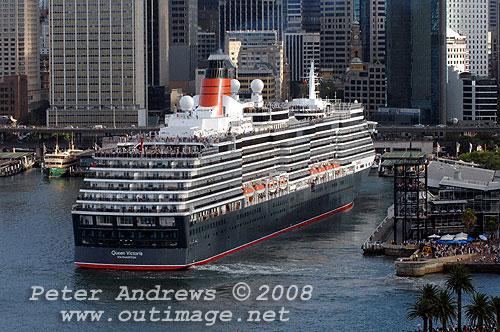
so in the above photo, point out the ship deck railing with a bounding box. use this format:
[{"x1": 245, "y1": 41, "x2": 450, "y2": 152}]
[
  {"x1": 111, "y1": 112, "x2": 357, "y2": 150},
  {"x1": 72, "y1": 205, "x2": 189, "y2": 214}
]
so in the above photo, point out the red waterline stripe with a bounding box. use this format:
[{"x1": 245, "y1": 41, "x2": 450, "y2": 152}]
[{"x1": 75, "y1": 201, "x2": 354, "y2": 271}]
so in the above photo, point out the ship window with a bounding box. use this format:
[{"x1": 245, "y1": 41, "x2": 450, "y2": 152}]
[
  {"x1": 81, "y1": 229, "x2": 95, "y2": 238},
  {"x1": 117, "y1": 217, "x2": 134, "y2": 226},
  {"x1": 137, "y1": 217, "x2": 156, "y2": 227},
  {"x1": 159, "y1": 217, "x2": 175, "y2": 227},
  {"x1": 97, "y1": 230, "x2": 115, "y2": 239},
  {"x1": 80, "y1": 215, "x2": 93, "y2": 225},
  {"x1": 118, "y1": 230, "x2": 134, "y2": 239},
  {"x1": 96, "y1": 216, "x2": 114, "y2": 226}
]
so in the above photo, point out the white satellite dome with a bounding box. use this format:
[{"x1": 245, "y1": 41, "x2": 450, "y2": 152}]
[
  {"x1": 231, "y1": 79, "x2": 241, "y2": 93},
  {"x1": 251, "y1": 79, "x2": 264, "y2": 93},
  {"x1": 179, "y1": 95, "x2": 194, "y2": 111}
]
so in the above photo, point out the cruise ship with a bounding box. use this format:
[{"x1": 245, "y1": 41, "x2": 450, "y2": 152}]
[{"x1": 71, "y1": 56, "x2": 376, "y2": 270}]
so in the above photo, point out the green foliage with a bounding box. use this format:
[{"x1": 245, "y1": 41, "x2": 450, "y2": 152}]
[
  {"x1": 466, "y1": 293, "x2": 495, "y2": 329},
  {"x1": 461, "y1": 208, "x2": 478, "y2": 232},
  {"x1": 408, "y1": 297, "x2": 433, "y2": 332},
  {"x1": 434, "y1": 290, "x2": 457, "y2": 330},
  {"x1": 19, "y1": 101, "x2": 49, "y2": 126},
  {"x1": 50, "y1": 133, "x2": 70, "y2": 142},
  {"x1": 289, "y1": 81, "x2": 308, "y2": 99},
  {"x1": 447, "y1": 265, "x2": 475, "y2": 332},
  {"x1": 318, "y1": 81, "x2": 342, "y2": 100},
  {"x1": 486, "y1": 217, "x2": 499, "y2": 236},
  {"x1": 459, "y1": 151, "x2": 500, "y2": 170},
  {"x1": 491, "y1": 296, "x2": 500, "y2": 332}
]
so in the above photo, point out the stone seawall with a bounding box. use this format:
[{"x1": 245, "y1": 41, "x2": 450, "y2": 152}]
[
  {"x1": 395, "y1": 254, "x2": 477, "y2": 277},
  {"x1": 444, "y1": 262, "x2": 500, "y2": 274}
]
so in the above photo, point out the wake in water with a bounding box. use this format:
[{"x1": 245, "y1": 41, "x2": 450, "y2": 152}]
[{"x1": 192, "y1": 262, "x2": 317, "y2": 276}]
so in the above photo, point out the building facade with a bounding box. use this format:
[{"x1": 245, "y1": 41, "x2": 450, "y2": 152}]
[
  {"x1": 284, "y1": 0, "x2": 302, "y2": 32},
  {"x1": 360, "y1": 0, "x2": 386, "y2": 63},
  {"x1": 197, "y1": 30, "x2": 218, "y2": 63},
  {"x1": 302, "y1": 0, "x2": 321, "y2": 32},
  {"x1": 0, "y1": 75, "x2": 28, "y2": 121},
  {"x1": 344, "y1": 62, "x2": 386, "y2": 119},
  {"x1": 48, "y1": 0, "x2": 156, "y2": 127},
  {"x1": 169, "y1": 0, "x2": 197, "y2": 95},
  {"x1": 284, "y1": 32, "x2": 320, "y2": 82},
  {"x1": 219, "y1": 0, "x2": 283, "y2": 45},
  {"x1": 0, "y1": 0, "x2": 41, "y2": 107},
  {"x1": 237, "y1": 68, "x2": 277, "y2": 102},
  {"x1": 319, "y1": 0, "x2": 354, "y2": 81},
  {"x1": 386, "y1": 0, "x2": 447, "y2": 125},
  {"x1": 447, "y1": 0, "x2": 489, "y2": 77},
  {"x1": 447, "y1": 68, "x2": 498, "y2": 124},
  {"x1": 447, "y1": 28, "x2": 469, "y2": 73}
]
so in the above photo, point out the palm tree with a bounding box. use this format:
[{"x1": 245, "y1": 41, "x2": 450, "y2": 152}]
[
  {"x1": 408, "y1": 298, "x2": 433, "y2": 332},
  {"x1": 417, "y1": 284, "x2": 439, "y2": 331},
  {"x1": 434, "y1": 290, "x2": 457, "y2": 331},
  {"x1": 446, "y1": 265, "x2": 475, "y2": 332},
  {"x1": 491, "y1": 296, "x2": 500, "y2": 332},
  {"x1": 466, "y1": 292, "x2": 495, "y2": 330},
  {"x1": 461, "y1": 208, "x2": 478, "y2": 234}
]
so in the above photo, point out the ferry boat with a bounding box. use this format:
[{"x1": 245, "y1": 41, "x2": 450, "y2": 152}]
[
  {"x1": 42, "y1": 141, "x2": 82, "y2": 178},
  {"x1": 71, "y1": 56, "x2": 376, "y2": 270}
]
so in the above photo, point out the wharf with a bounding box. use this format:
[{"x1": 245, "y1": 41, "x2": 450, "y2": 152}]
[
  {"x1": 0, "y1": 151, "x2": 36, "y2": 177},
  {"x1": 395, "y1": 254, "x2": 477, "y2": 277}
]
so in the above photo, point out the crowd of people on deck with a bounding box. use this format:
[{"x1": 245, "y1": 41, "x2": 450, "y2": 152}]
[{"x1": 432, "y1": 242, "x2": 499, "y2": 259}]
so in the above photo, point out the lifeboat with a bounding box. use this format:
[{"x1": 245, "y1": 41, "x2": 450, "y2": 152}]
[
  {"x1": 253, "y1": 184, "x2": 265, "y2": 194},
  {"x1": 279, "y1": 178, "x2": 287, "y2": 190},
  {"x1": 309, "y1": 168, "x2": 318, "y2": 175},
  {"x1": 327, "y1": 164, "x2": 334, "y2": 170},
  {"x1": 243, "y1": 187, "x2": 254, "y2": 197},
  {"x1": 319, "y1": 167, "x2": 327, "y2": 173},
  {"x1": 268, "y1": 181, "x2": 278, "y2": 193}
]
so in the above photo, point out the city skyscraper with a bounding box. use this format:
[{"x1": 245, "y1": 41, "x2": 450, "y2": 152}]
[
  {"x1": 386, "y1": 0, "x2": 447, "y2": 124},
  {"x1": 284, "y1": 0, "x2": 302, "y2": 32},
  {"x1": 447, "y1": 0, "x2": 489, "y2": 77},
  {"x1": 319, "y1": 0, "x2": 354, "y2": 80},
  {"x1": 48, "y1": 0, "x2": 169, "y2": 127},
  {"x1": 169, "y1": 0, "x2": 198, "y2": 94},
  {"x1": 0, "y1": 0, "x2": 41, "y2": 109},
  {"x1": 219, "y1": 0, "x2": 283, "y2": 45},
  {"x1": 302, "y1": 0, "x2": 321, "y2": 32},
  {"x1": 285, "y1": 32, "x2": 320, "y2": 81},
  {"x1": 360, "y1": 0, "x2": 386, "y2": 64}
]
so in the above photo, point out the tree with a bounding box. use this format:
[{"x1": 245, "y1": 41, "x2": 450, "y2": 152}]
[
  {"x1": 461, "y1": 208, "x2": 478, "y2": 234},
  {"x1": 486, "y1": 216, "x2": 499, "y2": 239},
  {"x1": 417, "y1": 284, "x2": 439, "y2": 331},
  {"x1": 466, "y1": 292, "x2": 495, "y2": 330},
  {"x1": 408, "y1": 298, "x2": 433, "y2": 332},
  {"x1": 491, "y1": 296, "x2": 500, "y2": 332},
  {"x1": 446, "y1": 265, "x2": 475, "y2": 332},
  {"x1": 434, "y1": 290, "x2": 457, "y2": 331}
]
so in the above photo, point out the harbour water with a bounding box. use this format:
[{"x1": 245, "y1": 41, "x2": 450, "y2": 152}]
[{"x1": 1, "y1": 169, "x2": 500, "y2": 332}]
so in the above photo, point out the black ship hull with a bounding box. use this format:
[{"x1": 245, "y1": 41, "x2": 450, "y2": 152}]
[{"x1": 74, "y1": 168, "x2": 369, "y2": 270}]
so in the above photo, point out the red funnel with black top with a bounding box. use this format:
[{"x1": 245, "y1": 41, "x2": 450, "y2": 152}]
[{"x1": 199, "y1": 59, "x2": 232, "y2": 116}]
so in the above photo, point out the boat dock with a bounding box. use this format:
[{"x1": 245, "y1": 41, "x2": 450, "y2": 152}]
[{"x1": 0, "y1": 151, "x2": 36, "y2": 177}]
